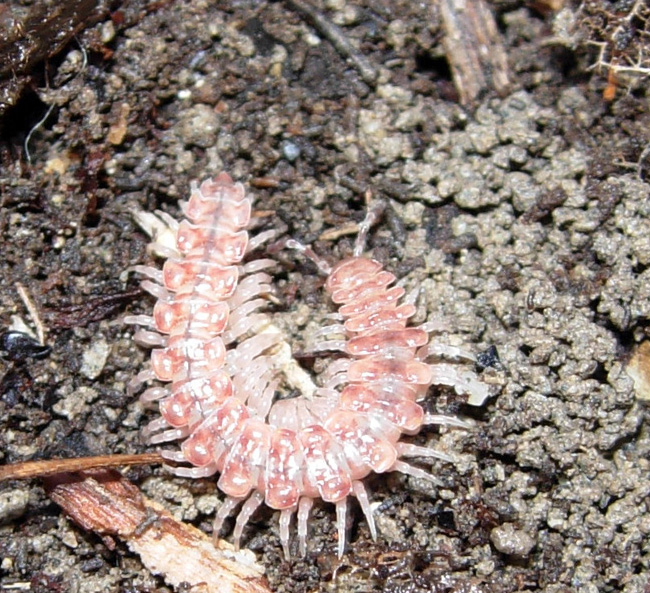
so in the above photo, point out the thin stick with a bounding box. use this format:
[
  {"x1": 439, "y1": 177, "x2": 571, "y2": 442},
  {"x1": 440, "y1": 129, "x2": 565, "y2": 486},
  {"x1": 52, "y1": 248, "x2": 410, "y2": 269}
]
[
  {"x1": 0, "y1": 452, "x2": 164, "y2": 481},
  {"x1": 15, "y1": 282, "x2": 45, "y2": 345},
  {"x1": 286, "y1": 0, "x2": 378, "y2": 84}
]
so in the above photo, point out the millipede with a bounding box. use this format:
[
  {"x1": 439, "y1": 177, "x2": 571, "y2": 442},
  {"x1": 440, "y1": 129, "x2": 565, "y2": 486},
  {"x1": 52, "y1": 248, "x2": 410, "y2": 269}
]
[{"x1": 125, "y1": 172, "x2": 489, "y2": 559}]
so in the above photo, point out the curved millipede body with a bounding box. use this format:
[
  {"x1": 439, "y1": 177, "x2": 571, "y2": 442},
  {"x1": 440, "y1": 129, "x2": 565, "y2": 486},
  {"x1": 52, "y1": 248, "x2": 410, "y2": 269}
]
[{"x1": 126, "y1": 173, "x2": 489, "y2": 559}]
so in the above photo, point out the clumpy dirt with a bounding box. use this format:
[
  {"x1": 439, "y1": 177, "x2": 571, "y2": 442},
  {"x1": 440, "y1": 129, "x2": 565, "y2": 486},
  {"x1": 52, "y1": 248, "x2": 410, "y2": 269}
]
[{"x1": 1, "y1": 0, "x2": 649, "y2": 592}]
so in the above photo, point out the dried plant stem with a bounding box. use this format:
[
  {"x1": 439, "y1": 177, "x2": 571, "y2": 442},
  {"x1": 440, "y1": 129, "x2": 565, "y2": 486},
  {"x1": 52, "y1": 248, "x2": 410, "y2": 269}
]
[{"x1": 0, "y1": 452, "x2": 164, "y2": 481}]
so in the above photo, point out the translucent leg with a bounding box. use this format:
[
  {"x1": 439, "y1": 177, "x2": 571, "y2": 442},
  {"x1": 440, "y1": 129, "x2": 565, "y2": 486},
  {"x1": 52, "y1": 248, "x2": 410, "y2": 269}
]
[
  {"x1": 313, "y1": 387, "x2": 340, "y2": 399},
  {"x1": 133, "y1": 265, "x2": 164, "y2": 284},
  {"x1": 153, "y1": 209, "x2": 180, "y2": 234},
  {"x1": 140, "y1": 386, "x2": 169, "y2": 403},
  {"x1": 320, "y1": 359, "x2": 350, "y2": 385},
  {"x1": 132, "y1": 210, "x2": 178, "y2": 258},
  {"x1": 248, "y1": 377, "x2": 278, "y2": 419},
  {"x1": 128, "y1": 368, "x2": 156, "y2": 395},
  {"x1": 335, "y1": 498, "x2": 348, "y2": 559},
  {"x1": 395, "y1": 442, "x2": 454, "y2": 463},
  {"x1": 279, "y1": 507, "x2": 295, "y2": 560},
  {"x1": 141, "y1": 280, "x2": 171, "y2": 301},
  {"x1": 233, "y1": 491, "x2": 264, "y2": 550},
  {"x1": 322, "y1": 369, "x2": 349, "y2": 390},
  {"x1": 297, "y1": 497, "x2": 313, "y2": 557},
  {"x1": 390, "y1": 460, "x2": 443, "y2": 486},
  {"x1": 227, "y1": 298, "x2": 267, "y2": 331},
  {"x1": 123, "y1": 314, "x2": 155, "y2": 327},
  {"x1": 310, "y1": 323, "x2": 346, "y2": 339},
  {"x1": 229, "y1": 331, "x2": 282, "y2": 367},
  {"x1": 148, "y1": 243, "x2": 178, "y2": 260},
  {"x1": 352, "y1": 480, "x2": 376, "y2": 540},
  {"x1": 311, "y1": 340, "x2": 347, "y2": 352},
  {"x1": 223, "y1": 313, "x2": 272, "y2": 344},
  {"x1": 247, "y1": 229, "x2": 278, "y2": 252},
  {"x1": 160, "y1": 449, "x2": 187, "y2": 463},
  {"x1": 417, "y1": 319, "x2": 449, "y2": 334},
  {"x1": 133, "y1": 329, "x2": 167, "y2": 347},
  {"x1": 241, "y1": 258, "x2": 276, "y2": 274},
  {"x1": 141, "y1": 416, "x2": 168, "y2": 441},
  {"x1": 227, "y1": 273, "x2": 273, "y2": 309},
  {"x1": 148, "y1": 425, "x2": 191, "y2": 445},
  {"x1": 423, "y1": 413, "x2": 473, "y2": 429},
  {"x1": 213, "y1": 496, "x2": 242, "y2": 543},
  {"x1": 165, "y1": 462, "x2": 218, "y2": 479}
]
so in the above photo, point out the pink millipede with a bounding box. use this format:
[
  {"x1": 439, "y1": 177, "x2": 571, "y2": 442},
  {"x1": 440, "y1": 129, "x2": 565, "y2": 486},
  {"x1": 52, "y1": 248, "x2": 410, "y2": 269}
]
[{"x1": 125, "y1": 172, "x2": 489, "y2": 559}]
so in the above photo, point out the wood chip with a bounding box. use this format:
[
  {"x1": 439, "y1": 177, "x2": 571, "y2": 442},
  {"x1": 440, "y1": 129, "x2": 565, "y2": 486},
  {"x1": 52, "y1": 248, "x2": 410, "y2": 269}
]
[
  {"x1": 45, "y1": 469, "x2": 271, "y2": 593},
  {"x1": 439, "y1": 0, "x2": 510, "y2": 104}
]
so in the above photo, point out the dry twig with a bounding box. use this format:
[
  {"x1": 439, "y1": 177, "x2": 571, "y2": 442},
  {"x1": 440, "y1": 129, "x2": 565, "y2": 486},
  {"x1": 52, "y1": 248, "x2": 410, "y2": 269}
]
[
  {"x1": 0, "y1": 453, "x2": 164, "y2": 481},
  {"x1": 285, "y1": 0, "x2": 378, "y2": 85}
]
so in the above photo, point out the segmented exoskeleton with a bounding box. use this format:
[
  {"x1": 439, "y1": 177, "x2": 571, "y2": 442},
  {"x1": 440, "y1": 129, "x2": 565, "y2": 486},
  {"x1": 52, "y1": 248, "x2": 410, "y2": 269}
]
[{"x1": 127, "y1": 173, "x2": 489, "y2": 559}]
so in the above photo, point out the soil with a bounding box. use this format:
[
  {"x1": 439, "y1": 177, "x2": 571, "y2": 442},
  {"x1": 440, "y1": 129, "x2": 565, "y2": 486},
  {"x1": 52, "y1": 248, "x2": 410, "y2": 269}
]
[{"x1": 1, "y1": 1, "x2": 649, "y2": 592}]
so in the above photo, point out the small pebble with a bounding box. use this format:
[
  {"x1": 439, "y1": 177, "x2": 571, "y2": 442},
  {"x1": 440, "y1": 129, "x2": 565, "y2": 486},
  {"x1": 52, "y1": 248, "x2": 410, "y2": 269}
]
[
  {"x1": 490, "y1": 523, "x2": 536, "y2": 557},
  {"x1": 81, "y1": 338, "x2": 111, "y2": 380},
  {"x1": 281, "y1": 141, "x2": 301, "y2": 162},
  {"x1": 0, "y1": 489, "x2": 29, "y2": 523}
]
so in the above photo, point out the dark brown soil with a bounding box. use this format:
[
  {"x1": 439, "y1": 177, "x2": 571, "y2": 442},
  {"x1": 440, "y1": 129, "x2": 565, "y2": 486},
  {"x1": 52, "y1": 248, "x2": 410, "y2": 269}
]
[{"x1": 1, "y1": 1, "x2": 649, "y2": 592}]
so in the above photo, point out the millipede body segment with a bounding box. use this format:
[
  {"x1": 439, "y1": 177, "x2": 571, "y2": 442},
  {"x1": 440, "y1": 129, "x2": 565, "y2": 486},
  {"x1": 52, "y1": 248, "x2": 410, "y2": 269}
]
[{"x1": 126, "y1": 173, "x2": 489, "y2": 559}]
